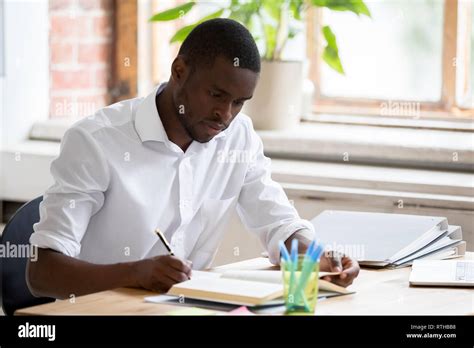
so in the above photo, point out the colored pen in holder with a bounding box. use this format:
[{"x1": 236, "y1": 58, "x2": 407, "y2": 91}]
[{"x1": 279, "y1": 240, "x2": 323, "y2": 314}]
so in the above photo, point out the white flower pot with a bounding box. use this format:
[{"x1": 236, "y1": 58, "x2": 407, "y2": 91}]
[{"x1": 243, "y1": 60, "x2": 303, "y2": 130}]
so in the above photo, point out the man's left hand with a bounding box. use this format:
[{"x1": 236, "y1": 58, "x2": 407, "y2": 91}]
[
  {"x1": 284, "y1": 232, "x2": 360, "y2": 288},
  {"x1": 319, "y1": 251, "x2": 360, "y2": 287}
]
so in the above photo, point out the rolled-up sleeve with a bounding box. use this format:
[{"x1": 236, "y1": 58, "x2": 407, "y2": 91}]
[
  {"x1": 236, "y1": 119, "x2": 316, "y2": 265},
  {"x1": 30, "y1": 126, "x2": 110, "y2": 257}
]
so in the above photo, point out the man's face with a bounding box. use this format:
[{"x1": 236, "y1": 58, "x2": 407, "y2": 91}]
[{"x1": 172, "y1": 55, "x2": 259, "y2": 143}]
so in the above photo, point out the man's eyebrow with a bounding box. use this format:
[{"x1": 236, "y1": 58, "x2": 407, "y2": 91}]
[
  {"x1": 211, "y1": 84, "x2": 231, "y2": 96},
  {"x1": 212, "y1": 84, "x2": 252, "y2": 100}
]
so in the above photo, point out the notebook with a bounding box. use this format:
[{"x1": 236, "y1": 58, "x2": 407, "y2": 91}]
[
  {"x1": 409, "y1": 260, "x2": 474, "y2": 287},
  {"x1": 164, "y1": 270, "x2": 353, "y2": 307},
  {"x1": 310, "y1": 210, "x2": 464, "y2": 268}
]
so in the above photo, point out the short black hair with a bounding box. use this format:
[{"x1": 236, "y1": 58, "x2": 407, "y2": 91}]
[{"x1": 178, "y1": 18, "x2": 261, "y2": 73}]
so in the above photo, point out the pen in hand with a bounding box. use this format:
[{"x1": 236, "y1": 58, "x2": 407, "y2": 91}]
[
  {"x1": 155, "y1": 228, "x2": 192, "y2": 279},
  {"x1": 155, "y1": 228, "x2": 174, "y2": 256}
]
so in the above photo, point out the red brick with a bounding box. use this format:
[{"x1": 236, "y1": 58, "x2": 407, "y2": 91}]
[
  {"x1": 93, "y1": 14, "x2": 113, "y2": 37},
  {"x1": 49, "y1": 0, "x2": 73, "y2": 11},
  {"x1": 49, "y1": 0, "x2": 114, "y2": 119},
  {"x1": 50, "y1": 96, "x2": 76, "y2": 118},
  {"x1": 50, "y1": 15, "x2": 91, "y2": 39},
  {"x1": 76, "y1": 94, "x2": 109, "y2": 115},
  {"x1": 78, "y1": 43, "x2": 111, "y2": 64},
  {"x1": 51, "y1": 70, "x2": 94, "y2": 90},
  {"x1": 50, "y1": 42, "x2": 74, "y2": 65},
  {"x1": 78, "y1": 0, "x2": 113, "y2": 11},
  {"x1": 93, "y1": 67, "x2": 111, "y2": 88}
]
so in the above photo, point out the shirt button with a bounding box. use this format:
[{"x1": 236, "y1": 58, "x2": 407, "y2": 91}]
[
  {"x1": 180, "y1": 199, "x2": 192, "y2": 208},
  {"x1": 171, "y1": 234, "x2": 184, "y2": 246}
]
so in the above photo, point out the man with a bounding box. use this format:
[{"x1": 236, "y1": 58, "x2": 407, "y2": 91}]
[{"x1": 27, "y1": 18, "x2": 359, "y2": 299}]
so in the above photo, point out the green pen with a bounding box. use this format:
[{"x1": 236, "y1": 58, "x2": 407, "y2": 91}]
[
  {"x1": 293, "y1": 244, "x2": 323, "y2": 308},
  {"x1": 289, "y1": 239, "x2": 299, "y2": 303}
]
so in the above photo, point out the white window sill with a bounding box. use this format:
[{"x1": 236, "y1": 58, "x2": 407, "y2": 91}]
[
  {"x1": 1, "y1": 138, "x2": 473, "y2": 208},
  {"x1": 270, "y1": 159, "x2": 474, "y2": 211},
  {"x1": 2, "y1": 116, "x2": 472, "y2": 201},
  {"x1": 257, "y1": 120, "x2": 474, "y2": 171},
  {"x1": 28, "y1": 116, "x2": 474, "y2": 172},
  {"x1": 0, "y1": 140, "x2": 58, "y2": 201},
  {"x1": 304, "y1": 113, "x2": 474, "y2": 131}
]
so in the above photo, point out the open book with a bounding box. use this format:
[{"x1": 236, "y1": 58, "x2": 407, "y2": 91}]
[{"x1": 164, "y1": 270, "x2": 354, "y2": 307}]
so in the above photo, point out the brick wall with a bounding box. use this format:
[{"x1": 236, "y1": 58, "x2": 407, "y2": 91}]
[{"x1": 49, "y1": 0, "x2": 113, "y2": 118}]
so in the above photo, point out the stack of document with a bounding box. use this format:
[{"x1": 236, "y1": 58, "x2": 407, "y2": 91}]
[{"x1": 310, "y1": 210, "x2": 466, "y2": 268}]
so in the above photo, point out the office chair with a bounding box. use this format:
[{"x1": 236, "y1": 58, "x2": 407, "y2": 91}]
[{"x1": 0, "y1": 196, "x2": 54, "y2": 315}]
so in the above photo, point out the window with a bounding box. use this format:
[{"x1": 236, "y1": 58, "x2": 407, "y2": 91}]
[
  {"x1": 307, "y1": 0, "x2": 473, "y2": 119},
  {"x1": 2, "y1": 0, "x2": 49, "y2": 146},
  {"x1": 456, "y1": 0, "x2": 473, "y2": 108},
  {"x1": 0, "y1": 0, "x2": 4, "y2": 77},
  {"x1": 148, "y1": 0, "x2": 219, "y2": 85},
  {"x1": 145, "y1": 1, "x2": 473, "y2": 121}
]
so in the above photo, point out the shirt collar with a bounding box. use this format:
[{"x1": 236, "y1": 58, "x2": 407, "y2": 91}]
[
  {"x1": 134, "y1": 83, "x2": 226, "y2": 144},
  {"x1": 134, "y1": 83, "x2": 169, "y2": 143}
]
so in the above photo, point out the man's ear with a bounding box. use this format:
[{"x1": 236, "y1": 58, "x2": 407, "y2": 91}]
[{"x1": 171, "y1": 55, "x2": 189, "y2": 86}]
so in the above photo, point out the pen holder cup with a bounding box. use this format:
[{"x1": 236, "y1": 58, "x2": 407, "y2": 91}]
[{"x1": 281, "y1": 255, "x2": 319, "y2": 315}]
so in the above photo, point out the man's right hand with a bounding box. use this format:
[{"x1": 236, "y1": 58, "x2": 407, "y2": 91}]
[{"x1": 133, "y1": 255, "x2": 193, "y2": 292}]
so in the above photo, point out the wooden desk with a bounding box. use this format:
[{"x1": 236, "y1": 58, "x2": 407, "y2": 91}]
[{"x1": 16, "y1": 253, "x2": 474, "y2": 315}]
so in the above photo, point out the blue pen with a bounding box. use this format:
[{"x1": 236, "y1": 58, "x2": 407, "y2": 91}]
[
  {"x1": 289, "y1": 239, "x2": 298, "y2": 299},
  {"x1": 310, "y1": 243, "x2": 324, "y2": 262},
  {"x1": 279, "y1": 240, "x2": 291, "y2": 262},
  {"x1": 279, "y1": 240, "x2": 291, "y2": 272},
  {"x1": 291, "y1": 238, "x2": 298, "y2": 265},
  {"x1": 299, "y1": 241, "x2": 322, "y2": 283},
  {"x1": 293, "y1": 243, "x2": 324, "y2": 308},
  {"x1": 304, "y1": 240, "x2": 316, "y2": 262}
]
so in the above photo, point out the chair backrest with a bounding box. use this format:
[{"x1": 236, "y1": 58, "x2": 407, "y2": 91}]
[{"x1": 0, "y1": 196, "x2": 54, "y2": 315}]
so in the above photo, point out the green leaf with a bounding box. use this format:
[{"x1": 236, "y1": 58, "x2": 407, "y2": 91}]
[
  {"x1": 310, "y1": 0, "x2": 371, "y2": 17},
  {"x1": 262, "y1": 0, "x2": 284, "y2": 21},
  {"x1": 149, "y1": 2, "x2": 195, "y2": 22},
  {"x1": 288, "y1": 27, "x2": 299, "y2": 39},
  {"x1": 263, "y1": 23, "x2": 277, "y2": 60},
  {"x1": 170, "y1": 24, "x2": 197, "y2": 43},
  {"x1": 321, "y1": 25, "x2": 344, "y2": 74},
  {"x1": 229, "y1": 0, "x2": 261, "y2": 23},
  {"x1": 170, "y1": 9, "x2": 225, "y2": 44},
  {"x1": 289, "y1": 0, "x2": 304, "y2": 20},
  {"x1": 229, "y1": 4, "x2": 256, "y2": 27}
]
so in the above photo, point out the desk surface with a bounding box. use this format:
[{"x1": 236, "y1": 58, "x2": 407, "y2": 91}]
[{"x1": 16, "y1": 253, "x2": 474, "y2": 315}]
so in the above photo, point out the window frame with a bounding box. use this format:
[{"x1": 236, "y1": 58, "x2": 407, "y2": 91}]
[
  {"x1": 305, "y1": 0, "x2": 474, "y2": 121},
  {"x1": 112, "y1": 0, "x2": 138, "y2": 102},
  {"x1": 0, "y1": 0, "x2": 4, "y2": 77}
]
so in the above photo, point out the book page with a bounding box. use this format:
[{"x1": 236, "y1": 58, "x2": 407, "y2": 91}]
[
  {"x1": 190, "y1": 270, "x2": 223, "y2": 280},
  {"x1": 186, "y1": 270, "x2": 349, "y2": 295},
  {"x1": 220, "y1": 270, "x2": 342, "y2": 284},
  {"x1": 221, "y1": 270, "x2": 282, "y2": 284}
]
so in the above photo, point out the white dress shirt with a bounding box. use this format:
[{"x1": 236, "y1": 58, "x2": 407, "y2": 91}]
[{"x1": 30, "y1": 83, "x2": 316, "y2": 269}]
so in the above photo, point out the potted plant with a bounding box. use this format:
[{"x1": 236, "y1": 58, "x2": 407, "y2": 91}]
[{"x1": 150, "y1": 0, "x2": 370, "y2": 130}]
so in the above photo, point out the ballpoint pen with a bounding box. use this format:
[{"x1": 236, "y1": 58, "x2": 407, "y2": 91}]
[{"x1": 155, "y1": 228, "x2": 175, "y2": 256}]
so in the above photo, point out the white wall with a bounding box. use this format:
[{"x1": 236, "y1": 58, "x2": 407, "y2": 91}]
[{"x1": 1, "y1": 0, "x2": 49, "y2": 149}]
